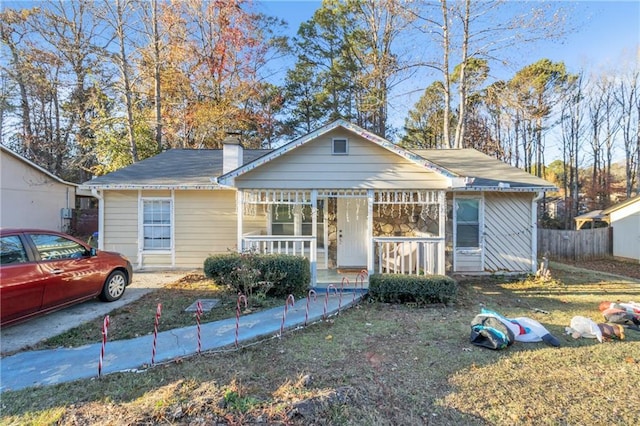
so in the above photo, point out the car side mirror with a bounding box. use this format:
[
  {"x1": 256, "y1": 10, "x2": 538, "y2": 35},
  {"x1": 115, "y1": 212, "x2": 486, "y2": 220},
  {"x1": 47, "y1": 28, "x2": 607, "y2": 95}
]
[{"x1": 90, "y1": 247, "x2": 97, "y2": 256}]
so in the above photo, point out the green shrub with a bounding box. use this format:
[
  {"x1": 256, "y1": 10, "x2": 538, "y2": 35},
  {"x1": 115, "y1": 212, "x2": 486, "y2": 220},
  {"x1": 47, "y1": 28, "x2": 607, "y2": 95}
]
[
  {"x1": 368, "y1": 274, "x2": 458, "y2": 305},
  {"x1": 203, "y1": 252, "x2": 310, "y2": 297},
  {"x1": 203, "y1": 253, "x2": 243, "y2": 282},
  {"x1": 251, "y1": 254, "x2": 310, "y2": 297}
]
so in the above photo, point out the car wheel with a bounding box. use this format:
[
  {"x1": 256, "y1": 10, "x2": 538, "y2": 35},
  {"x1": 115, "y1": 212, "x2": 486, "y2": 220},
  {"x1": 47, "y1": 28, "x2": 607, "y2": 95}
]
[{"x1": 100, "y1": 270, "x2": 128, "y2": 302}]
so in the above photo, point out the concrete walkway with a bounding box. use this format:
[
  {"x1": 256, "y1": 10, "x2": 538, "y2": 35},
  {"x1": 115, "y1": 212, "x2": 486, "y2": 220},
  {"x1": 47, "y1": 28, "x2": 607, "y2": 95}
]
[{"x1": 0, "y1": 291, "x2": 365, "y2": 392}]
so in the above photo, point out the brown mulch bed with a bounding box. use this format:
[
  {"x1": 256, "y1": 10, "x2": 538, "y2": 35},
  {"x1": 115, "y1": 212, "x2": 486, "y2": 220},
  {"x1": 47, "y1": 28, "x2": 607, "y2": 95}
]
[{"x1": 558, "y1": 258, "x2": 640, "y2": 280}]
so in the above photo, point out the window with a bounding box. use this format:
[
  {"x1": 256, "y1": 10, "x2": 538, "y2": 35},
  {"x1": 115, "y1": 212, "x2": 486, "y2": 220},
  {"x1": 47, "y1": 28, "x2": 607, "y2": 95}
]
[
  {"x1": 271, "y1": 202, "x2": 324, "y2": 247},
  {"x1": 455, "y1": 198, "x2": 480, "y2": 248},
  {"x1": 143, "y1": 199, "x2": 172, "y2": 250},
  {"x1": 0, "y1": 236, "x2": 28, "y2": 264},
  {"x1": 332, "y1": 138, "x2": 348, "y2": 155},
  {"x1": 30, "y1": 234, "x2": 86, "y2": 260}
]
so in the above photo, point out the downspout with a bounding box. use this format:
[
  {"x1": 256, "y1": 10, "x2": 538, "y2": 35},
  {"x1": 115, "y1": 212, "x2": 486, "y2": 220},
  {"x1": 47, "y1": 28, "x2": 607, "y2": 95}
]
[
  {"x1": 91, "y1": 188, "x2": 104, "y2": 250},
  {"x1": 531, "y1": 191, "x2": 544, "y2": 273}
]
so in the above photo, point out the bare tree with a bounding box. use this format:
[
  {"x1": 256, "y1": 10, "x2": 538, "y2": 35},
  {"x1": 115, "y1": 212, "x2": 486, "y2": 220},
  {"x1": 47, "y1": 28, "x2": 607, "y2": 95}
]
[
  {"x1": 412, "y1": 0, "x2": 571, "y2": 149},
  {"x1": 344, "y1": 0, "x2": 416, "y2": 138},
  {"x1": 140, "y1": 0, "x2": 164, "y2": 152},
  {"x1": 560, "y1": 74, "x2": 587, "y2": 228},
  {"x1": 615, "y1": 70, "x2": 640, "y2": 197},
  {"x1": 99, "y1": 0, "x2": 139, "y2": 163},
  {"x1": 0, "y1": 9, "x2": 35, "y2": 150}
]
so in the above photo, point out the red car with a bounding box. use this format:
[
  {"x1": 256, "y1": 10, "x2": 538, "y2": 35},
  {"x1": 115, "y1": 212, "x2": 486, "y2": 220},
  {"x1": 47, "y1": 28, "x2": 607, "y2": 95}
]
[{"x1": 0, "y1": 229, "x2": 133, "y2": 327}]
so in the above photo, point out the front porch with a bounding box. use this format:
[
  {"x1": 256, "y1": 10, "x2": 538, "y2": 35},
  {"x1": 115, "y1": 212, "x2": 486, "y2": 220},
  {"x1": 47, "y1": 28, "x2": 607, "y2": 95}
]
[{"x1": 237, "y1": 190, "x2": 447, "y2": 287}]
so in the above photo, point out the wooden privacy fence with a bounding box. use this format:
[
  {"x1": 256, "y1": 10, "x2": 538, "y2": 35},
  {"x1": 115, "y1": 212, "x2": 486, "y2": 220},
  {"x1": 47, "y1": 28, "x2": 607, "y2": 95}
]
[{"x1": 537, "y1": 227, "x2": 612, "y2": 260}]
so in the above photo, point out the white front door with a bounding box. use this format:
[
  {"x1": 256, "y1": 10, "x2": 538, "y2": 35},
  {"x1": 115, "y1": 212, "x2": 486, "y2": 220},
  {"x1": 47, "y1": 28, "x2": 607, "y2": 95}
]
[{"x1": 337, "y1": 198, "x2": 368, "y2": 267}]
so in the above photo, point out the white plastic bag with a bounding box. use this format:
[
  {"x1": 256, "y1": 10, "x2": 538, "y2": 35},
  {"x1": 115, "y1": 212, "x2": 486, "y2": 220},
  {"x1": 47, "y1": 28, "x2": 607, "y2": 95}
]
[{"x1": 565, "y1": 316, "x2": 603, "y2": 343}]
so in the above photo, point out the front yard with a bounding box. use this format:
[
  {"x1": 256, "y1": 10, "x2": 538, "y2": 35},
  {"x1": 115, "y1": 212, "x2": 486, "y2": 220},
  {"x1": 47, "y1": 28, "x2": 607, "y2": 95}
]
[{"x1": 1, "y1": 262, "x2": 639, "y2": 425}]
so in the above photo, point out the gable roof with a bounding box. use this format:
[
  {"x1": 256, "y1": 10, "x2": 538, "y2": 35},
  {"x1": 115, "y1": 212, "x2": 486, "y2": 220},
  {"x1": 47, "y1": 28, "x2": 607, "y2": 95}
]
[
  {"x1": 81, "y1": 149, "x2": 271, "y2": 189},
  {"x1": 414, "y1": 148, "x2": 556, "y2": 191},
  {"x1": 1, "y1": 145, "x2": 77, "y2": 187},
  {"x1": 79, "y1": 120, "x2": 555, "y2": 192},
  {"x1": 602, "y1": 195, "x2": 640, "y2": 214},
  {"x1": 215, "y1": 119, "x2": 459, "y2": 186}
]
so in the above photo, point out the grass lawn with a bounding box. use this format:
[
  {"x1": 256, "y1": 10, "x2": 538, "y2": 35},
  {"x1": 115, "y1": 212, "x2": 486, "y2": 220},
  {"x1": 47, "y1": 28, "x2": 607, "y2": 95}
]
[{"x1": 1, "y1": 264, "x2": 639, "y2": 425}]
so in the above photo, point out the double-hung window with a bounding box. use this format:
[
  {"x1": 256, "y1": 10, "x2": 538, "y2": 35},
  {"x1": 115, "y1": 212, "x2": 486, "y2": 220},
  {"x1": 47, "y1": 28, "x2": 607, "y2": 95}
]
[{"x1": 143, "y1": 199, "x2": 172, "y2": 250}]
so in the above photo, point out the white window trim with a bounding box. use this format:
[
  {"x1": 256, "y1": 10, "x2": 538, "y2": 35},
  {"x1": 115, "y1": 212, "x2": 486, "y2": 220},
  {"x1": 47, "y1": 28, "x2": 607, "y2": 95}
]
[
  {"x1": 139, "y1": 195, "x2": 174, "y2": 254},
  {"x1": 453, "y1": 194, "x2": 484, "y2": 270},
  {"x1": 332, "y1": 138, "x2": 348, "y2": 155}
]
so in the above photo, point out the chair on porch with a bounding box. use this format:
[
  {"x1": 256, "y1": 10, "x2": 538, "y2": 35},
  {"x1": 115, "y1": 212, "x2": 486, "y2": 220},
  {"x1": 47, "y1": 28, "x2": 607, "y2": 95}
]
[{"x1": 381, "y1": 241, "x2": 418, "y2": 274}]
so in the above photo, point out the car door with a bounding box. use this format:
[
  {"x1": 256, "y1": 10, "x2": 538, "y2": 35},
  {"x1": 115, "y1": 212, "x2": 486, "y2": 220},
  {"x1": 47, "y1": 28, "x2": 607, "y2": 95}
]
[
  {"x1": 27, "y1": 232, "x2": 103, "y2": 309},
  {"x1": 0, "y1": 234, "x2": 46, "y2": 324}
]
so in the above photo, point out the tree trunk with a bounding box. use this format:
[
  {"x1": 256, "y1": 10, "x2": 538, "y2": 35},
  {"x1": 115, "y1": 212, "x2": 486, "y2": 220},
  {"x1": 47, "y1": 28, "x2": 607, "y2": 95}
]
[
  {"x1": 453, "y1": 0, "x2": 470, "y2": 149},
  {"x1": 440, "y1": 0, "x2": 452, "y2": 148},
  {"x1": 152, "y1": 0, "x2": 162, "y2": 152}
]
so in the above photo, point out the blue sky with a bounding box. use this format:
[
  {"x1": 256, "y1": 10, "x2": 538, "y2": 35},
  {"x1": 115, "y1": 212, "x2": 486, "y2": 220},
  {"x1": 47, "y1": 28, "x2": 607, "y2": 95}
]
[
  {"x1": 257, "y1": 0, "x2": 639, "y2": 161},
  {"x1": 258, "y1": 0, "x2": 639, "y2": 75}
]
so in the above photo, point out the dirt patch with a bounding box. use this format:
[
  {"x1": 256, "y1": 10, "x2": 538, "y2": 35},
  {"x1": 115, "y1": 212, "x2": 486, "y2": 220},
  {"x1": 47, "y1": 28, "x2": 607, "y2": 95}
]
[{"x1": 558, "y1": 258, "x2": 640, "y2": 280}]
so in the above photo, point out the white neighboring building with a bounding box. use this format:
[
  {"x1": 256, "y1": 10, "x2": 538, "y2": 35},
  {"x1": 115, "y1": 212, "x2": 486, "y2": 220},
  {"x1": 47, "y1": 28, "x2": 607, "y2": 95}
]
[
  {"x1": 0, "y1": 146, "x2": 77, "y2": 231},
  {"x1": 602, "y1": 195, "x2": 640, "y2": 263}
]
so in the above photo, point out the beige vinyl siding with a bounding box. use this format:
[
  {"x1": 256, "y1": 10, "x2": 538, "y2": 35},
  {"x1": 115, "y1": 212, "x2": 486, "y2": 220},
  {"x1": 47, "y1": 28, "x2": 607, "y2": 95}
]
[
  {"x1": 103, "y1": 191, "x2": 138, "y2": 259},
  {"x1": 173, "y1": 190, "x2": 266, "y2": 268},
  {"x1": 235, "y1": 129, "x2": 449, "y2": 190},
  {"x1": 483, "y1": 192, "x2": 533, "y2": 272},
  {"x1": 141, "y1": 252, "x2": 172, "y2": 266},
  {"x1": 609, "y1": 201, "x2": 640, "y2": 262},
  {"x1": 103, "y1": 189, "x2": 267, "y2": 270},
  {"x1": 175, "y1": 190, "x2": 233, "y2": 267}
]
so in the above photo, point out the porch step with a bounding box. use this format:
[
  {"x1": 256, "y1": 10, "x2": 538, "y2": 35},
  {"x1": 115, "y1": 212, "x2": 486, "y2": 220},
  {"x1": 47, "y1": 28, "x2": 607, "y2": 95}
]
[{"x1": 310, "y1": 286, "x2": 369, "y2": 294}]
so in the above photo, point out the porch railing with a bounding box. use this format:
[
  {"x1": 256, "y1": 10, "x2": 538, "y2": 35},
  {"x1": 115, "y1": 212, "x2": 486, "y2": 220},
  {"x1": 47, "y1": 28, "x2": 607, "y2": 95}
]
[
  {"x1": 242, "y1": 235, "x2": 317, "y2": 284},
  {"x1": 373, "y1": 237, "x2": 445, "y2": 276}
]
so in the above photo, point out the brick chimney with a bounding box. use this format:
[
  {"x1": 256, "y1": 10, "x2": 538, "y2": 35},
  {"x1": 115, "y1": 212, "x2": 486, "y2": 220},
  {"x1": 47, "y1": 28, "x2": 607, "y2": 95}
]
[{"x1": 222, "y1": 132, "x2": 243, "y2": 174}]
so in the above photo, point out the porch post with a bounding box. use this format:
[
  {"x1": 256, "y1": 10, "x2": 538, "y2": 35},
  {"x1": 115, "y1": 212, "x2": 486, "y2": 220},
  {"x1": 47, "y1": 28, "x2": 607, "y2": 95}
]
[
  {"x1": 367, "y1": 189, "x2": 374, "y2": 276},
  {"x1": 311, "y1": 189, "x2": 318, "y2": 287},
  {"x1": 438, "y1": 190, "x2": 446, "y2": 275},
  {"x1": 236, "y1": 190, "x2": 244, "y2": 253}
]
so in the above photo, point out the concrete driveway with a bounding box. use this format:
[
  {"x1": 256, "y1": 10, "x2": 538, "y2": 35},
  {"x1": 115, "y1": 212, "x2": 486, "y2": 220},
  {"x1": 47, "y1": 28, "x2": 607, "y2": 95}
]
[{"x1": 0, "y1": 270, "x2": 191, "y2": 355}]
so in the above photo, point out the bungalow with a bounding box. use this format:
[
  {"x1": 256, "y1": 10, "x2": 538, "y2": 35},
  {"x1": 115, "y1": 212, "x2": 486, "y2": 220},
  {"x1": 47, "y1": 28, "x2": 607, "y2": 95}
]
[{"x1": 80, "y1": 120, "x2": 556, "y2": 285}]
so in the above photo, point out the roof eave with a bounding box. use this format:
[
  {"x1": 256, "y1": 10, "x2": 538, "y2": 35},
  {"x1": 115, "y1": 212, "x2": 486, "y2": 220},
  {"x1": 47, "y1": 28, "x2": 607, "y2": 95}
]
[
  {"x1": 450, "y1": 186, "x2": 557, "y2": 192},
  {"x1": 79, "y1": 184, "x2": 222, "y2": 190}
]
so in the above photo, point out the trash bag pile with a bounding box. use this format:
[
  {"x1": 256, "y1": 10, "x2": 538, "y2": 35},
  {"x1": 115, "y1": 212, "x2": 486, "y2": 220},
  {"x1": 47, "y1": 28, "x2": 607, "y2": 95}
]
[
  {"x1": 470, "y1": 308, "x2": 560, "y2": 350},
  {"x1": 565, "y1": 301, "x2": 640, "y2": 343}
]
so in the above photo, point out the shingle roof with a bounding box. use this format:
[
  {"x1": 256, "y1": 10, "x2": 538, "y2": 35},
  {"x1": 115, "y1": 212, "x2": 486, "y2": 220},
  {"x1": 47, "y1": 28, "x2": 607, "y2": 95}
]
[
  {"x1": 413, "y1": 148, "x2": 556, "y2": 190},
  {"x1": 82, "y1": 149, "x2": 271, "y2": 188},
  {"x1": 80, "y1": 142, "x2": 554, "y2": 192}
]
